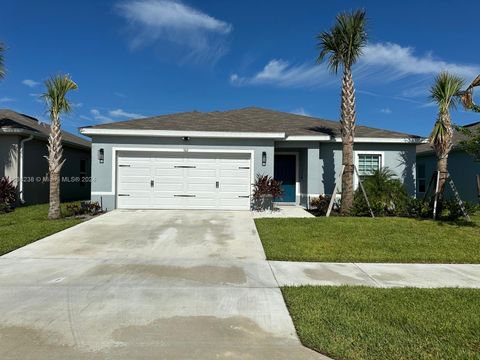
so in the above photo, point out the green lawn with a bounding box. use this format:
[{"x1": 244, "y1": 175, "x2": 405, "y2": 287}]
[
  {"x1": 255, "y1": 215, "x2": 480, "y2": 263},
  {"x1": 0, "y1": 203, "x2": 84, "y2": 256},
  {"x1": 282, "y1": 286, "x2": 480, "y2": 360}
]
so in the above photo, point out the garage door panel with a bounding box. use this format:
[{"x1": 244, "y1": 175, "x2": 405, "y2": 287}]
[
  {"x1": 117, "y1": 152, "x2": 251, "y2": 210},
  {"x1": 219, "y1": 169, "x2": 250, "y2": 178}
]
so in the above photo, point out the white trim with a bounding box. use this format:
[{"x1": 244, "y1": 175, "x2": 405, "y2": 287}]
[
  {"x1": 285, "y1": 135, "x2": 331, "y2": 141},
  {"x1": 99, "y1": 147, "x2": 255, "y2": 207},
  {"x1": 334, "y1": 137, "x2": 427, "y2": 144},
  {"x1": 80, "y1": 128, "x2": 285, "y2": 139},
  {"x1": 354, "y1": 151, "x2": 385, "y2": 189},
  {"x1": 274, "y1": 152, "x2": 300, "y2": 205}
]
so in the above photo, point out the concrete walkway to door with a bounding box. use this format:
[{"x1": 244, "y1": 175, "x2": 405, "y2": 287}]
[{"x1": 0, "y1": 210, "x2": 327, "y2": 359}]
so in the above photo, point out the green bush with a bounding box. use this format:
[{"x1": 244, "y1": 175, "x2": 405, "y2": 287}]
[{"x1": 351, "y1": 168, "x2": 409, "y2": 217}]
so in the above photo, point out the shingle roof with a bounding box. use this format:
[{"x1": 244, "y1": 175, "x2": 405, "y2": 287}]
[
  {"x1": 417, "y1": 121, "x2": 480, "y2": 155},
  {"x1": 0, "y1": 109, "x2": 90, "y2": 149},
  {"x1": 83, "y1": 107, "x2": 421, "y2": 139}
]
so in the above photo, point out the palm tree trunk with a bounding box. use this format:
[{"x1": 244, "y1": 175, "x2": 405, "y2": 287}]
[
  {"x1": 434, "y1": 111, "x2": 453, "y2": 208},
  {"x1": 47, "y1": 113, "x2": 64, "y2": 220},
  {"x1": 340, "y1": 66, "x2": 356, "y2": 215}
]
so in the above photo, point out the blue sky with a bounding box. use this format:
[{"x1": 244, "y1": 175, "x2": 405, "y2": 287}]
[{"x1": 1, "y1": 0, "x2": 479, "y2": 137}]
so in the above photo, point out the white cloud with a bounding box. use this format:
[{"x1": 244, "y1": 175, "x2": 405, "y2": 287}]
[
  {"x1": 90, "y1": 109, "x2": 113, "y2": 123},
  {"x1": 22, "y1": 79, "x2": 40, "y2": 88},
  {"x1": 0, "y1": 97, "x2": 15, "y2": 103},
  {"x1": 116, "y1": 0, "x2": 232, "y2": 62},
  {"x1": 361, "y1": 42, "x2": 479, "y2": 80},
  {"x1": 379, "y1": 107, "x2": 392, "y2": 114},
  {"x1": 230, "y1": 59, "x2": 331, "y2": 88},
  {"x1": 290, "y1": 107, "x2": 311, "y2": 117},
  {"x1": 109, "y1": 108, "x2": 144, "y2": 118},
  {"x1": 29, "y1": 93, "x2": 44, "y2": 103},
  {"x1": 114, "y1": 92, "x2": 127, "y2": 98},
  {"x1": 231, "y1": 42, "x2": 479, "y2": 91}
]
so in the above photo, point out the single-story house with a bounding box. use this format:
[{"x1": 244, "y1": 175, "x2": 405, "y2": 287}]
[
  {"x1": 80, "y1": 107, "x2": 423, "y2": 211},
  {"x1": 0, "y1": 109, "x2": 91, "y2": 205},
  {"x1": 416, "y1": 121, "x2": 480, "y2": 204}
]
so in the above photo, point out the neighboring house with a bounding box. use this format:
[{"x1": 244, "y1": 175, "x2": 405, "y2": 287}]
[
  {"x1": 80, "y1": 107, "x2": 423, "y2": 211},
  {"x1": 0, "y1": 109, "x2": 91, "y2": 205},
  {"x1": 416, "y1": 121, "x2": 480, "y2": 204}
]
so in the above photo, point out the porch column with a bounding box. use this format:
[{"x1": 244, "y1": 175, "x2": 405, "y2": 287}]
[{"x1": 307, "y1": 143, "x2": 323, "y2": 198}]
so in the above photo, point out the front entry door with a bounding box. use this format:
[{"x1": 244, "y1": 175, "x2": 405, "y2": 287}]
[{"x1": 274, "y1": 154, "x2": 296, "y2": 203}]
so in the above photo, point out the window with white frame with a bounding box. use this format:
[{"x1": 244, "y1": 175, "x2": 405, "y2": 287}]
[{"x1": 357, "y1": 153, "x2": 382, "y2": 180}]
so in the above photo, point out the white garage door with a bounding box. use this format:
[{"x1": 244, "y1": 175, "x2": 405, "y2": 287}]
[{"x1": 116, "y1": 151, "x2": 251, "y2": 210}]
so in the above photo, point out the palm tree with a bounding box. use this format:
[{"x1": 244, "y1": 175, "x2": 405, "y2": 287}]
[
  {"x1": 42, "y1": 75, "x2": 78, "y2": 219},
  {"x1": 429, "y1": 72, "x2": 464, "y2": 203},
  {"x1": 0, "y1": 42, "x2": 6, "y2": 80},
  {"x1": 316, "y1": 9, "x2": 367, "y2": 215}
]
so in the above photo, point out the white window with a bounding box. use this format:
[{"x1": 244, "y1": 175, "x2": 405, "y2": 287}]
[{"x1": 357, "y1": 153, "x2": 382, "y2": 180}]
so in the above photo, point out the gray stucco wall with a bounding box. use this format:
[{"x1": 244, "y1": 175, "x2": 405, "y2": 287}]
[
  {"x1": 0, "y1": 135, "x2": 19, "y2": 182},
  {"x1": 277, "y1": 141, "x2": 417, "y2": 205},
  {"x1": 21, "y1": 139, "x2": 91, "y2": 205},
  {"x1": 90, "y1": 135, "x2": 275, "y2": 210},
  {"x1": 90, "y1": 135, "x2": 417, "y2": 210},
  {"x1": 320, "y1": 142, "x2": 417, "y2": 196},
  {"x1": 417, "y1": 150, "x2": 480, "y2": 204}
]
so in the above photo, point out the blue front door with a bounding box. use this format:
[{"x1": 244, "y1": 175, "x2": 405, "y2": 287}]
[{"x1": 274, "y1": 154, "x2": 296, "y2": 202}]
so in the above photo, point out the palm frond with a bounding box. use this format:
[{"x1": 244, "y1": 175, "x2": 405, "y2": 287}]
[
  {"x1": 42, "y1": 74, "x2": 78, "y2": 119},
  {"x1": 430, "y1": 72, "x2": 464, "y2": 112},
  {"x1": 316, "y1": 9, "x2": 367, "y2": 73},
  {"x1": 459, "y1": 74, "x2": 480, "y2": 112}
]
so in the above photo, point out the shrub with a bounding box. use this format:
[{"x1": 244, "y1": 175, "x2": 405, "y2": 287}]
[
  {"x1": 309, "y1": 194, "x2": 334, "y2": 216},
  {"x1": 65, "y1": 201, "x2": 102, "y2": 217},
  {"x1": 0, "y1": 177, "x2": 17, "y2": 213},
  {"x1": 351, "y1": 168, "x2": 409, "y2": 217},
  {"x1": 252, "y1": 174, "x2": 283, "y2": 210}
]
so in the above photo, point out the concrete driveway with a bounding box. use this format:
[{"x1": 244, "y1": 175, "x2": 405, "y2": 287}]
[{"x1": 0, "y1": 210, "x2": 325, "y2": 359}]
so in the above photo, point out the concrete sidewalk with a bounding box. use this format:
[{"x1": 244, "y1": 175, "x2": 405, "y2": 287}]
[{"x1": 270, "y1": 261, "x2": 480, "y2": 288}]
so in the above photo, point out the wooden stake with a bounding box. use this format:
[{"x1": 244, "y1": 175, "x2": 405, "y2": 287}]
[
  {"x1": 354, "y1": 165, "x2": 375, "y2": 218},
  {"x1": 433, "y1": 171, "x2": 440, "y2": 220},
  {"x1": 326, "y1": 165, "x2": 344, "y2": 217}
]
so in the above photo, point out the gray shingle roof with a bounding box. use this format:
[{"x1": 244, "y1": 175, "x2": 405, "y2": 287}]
[
  {"x1": 417, "y1": 121, "x2": 480, "y2": 155},
  {"x1": 0, "y1": 109, "x2": 90, "y2": 149},
  {"x1": 83, "y1": 107, "x2": 421, "y2": 139}
]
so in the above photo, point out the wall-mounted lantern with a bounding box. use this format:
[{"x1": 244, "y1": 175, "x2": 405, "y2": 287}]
[
  {"x1": 262, "y1": 151, "x2": 267, "y2": 166},
  {"x1": 98, "y1": 148, "x2": 104, "y2": 164}
]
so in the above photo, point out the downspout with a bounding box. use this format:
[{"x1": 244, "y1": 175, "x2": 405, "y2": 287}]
[{"x1": 18, "y1": 135, "x2": 34, "y2": 204}]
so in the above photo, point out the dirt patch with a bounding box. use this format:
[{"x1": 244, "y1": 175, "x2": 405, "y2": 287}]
[
  {"x1": 87, "y1": 263, "x2": 247, "y2": 285},
  {"x1": 0, "y1": 325, "x2": 103, "y2": 360}
]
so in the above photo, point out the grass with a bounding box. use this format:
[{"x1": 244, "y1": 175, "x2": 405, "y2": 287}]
[
  {"x1": 255, "y1": 214, "x2": 480, "y2": 263},
  {"x1": 0, "y1": 202, "x2": 84, "y2": 256},
  {"x1": 282, "y1": 286, "x2": 480, "y2": 360}
]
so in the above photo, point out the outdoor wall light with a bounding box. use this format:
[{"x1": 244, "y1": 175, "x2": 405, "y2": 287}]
[
  {"x1": 98, "y1": 148, "x2": 104, "y2": 164},
  {"x1": 262, "y1": 151, "x2": 267, "y2": 166}
]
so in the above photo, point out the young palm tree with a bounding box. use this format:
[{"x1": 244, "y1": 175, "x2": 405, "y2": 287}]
[
  {"x1": 429, "y1": 71, "x2": 464, "y2": 202},
  {"x1": 0, "y1": 42, "x2": 6, "y2": 80},
  {"x1": 317, "y1": 9, "x2": 367, "y2": 215},
  {"x1": 42, "y1": 75, "x2": 78, "y2": 219}
]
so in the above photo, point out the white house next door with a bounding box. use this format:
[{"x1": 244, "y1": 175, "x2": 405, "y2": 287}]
[{"x1": 116, "y1": 151, "x2": 251, "y2": 210}]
